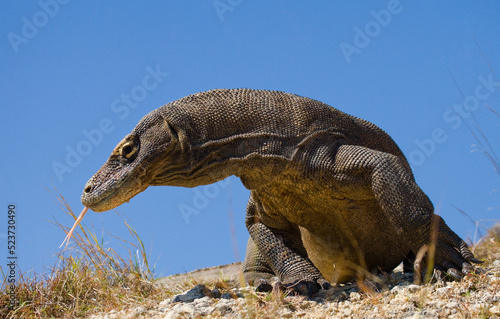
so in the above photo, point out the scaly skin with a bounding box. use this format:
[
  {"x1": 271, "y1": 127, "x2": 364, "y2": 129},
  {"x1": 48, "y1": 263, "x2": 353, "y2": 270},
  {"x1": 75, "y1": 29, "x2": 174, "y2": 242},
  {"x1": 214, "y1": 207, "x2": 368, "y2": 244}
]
[{"x1": 82, "y1": 89, "x2": 481, "y2": 296}]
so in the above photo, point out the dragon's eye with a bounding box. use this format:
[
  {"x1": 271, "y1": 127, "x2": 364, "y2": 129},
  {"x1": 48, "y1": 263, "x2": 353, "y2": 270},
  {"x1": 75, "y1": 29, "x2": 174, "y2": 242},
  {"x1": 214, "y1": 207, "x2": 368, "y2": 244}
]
[{"x1": 120, "y1": 141, "x2": 138, "y2": 160}]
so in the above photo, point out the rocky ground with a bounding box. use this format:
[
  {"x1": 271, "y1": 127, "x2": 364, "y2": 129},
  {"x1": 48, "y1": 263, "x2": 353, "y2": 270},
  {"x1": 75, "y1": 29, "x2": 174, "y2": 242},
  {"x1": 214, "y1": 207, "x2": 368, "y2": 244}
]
[{"x1": 89, "y1": 230, "x2": 500, "y2": 319}]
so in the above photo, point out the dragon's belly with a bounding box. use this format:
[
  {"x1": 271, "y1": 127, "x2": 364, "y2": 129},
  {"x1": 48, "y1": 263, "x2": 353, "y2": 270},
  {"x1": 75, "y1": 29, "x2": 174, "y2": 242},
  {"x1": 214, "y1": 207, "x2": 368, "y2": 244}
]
[
  {"x1": 258, "y1": 182, "x2": 411, "y2": 284},
  {"x1": 300, "y1": 224, "x2": 407, "y2": 284}
]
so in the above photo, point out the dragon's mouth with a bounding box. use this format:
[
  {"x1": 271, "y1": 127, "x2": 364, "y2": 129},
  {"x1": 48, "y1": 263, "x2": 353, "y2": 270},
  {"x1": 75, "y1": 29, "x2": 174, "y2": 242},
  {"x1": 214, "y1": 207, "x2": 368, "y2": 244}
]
[
  {"x1": 83, "y1": 182, "x2": 147, "y2": 212},
  {"x1": 63, "y1": 167, "x2": 149, "y2": 248},
  {"x1": 81, "y1": 165, "x2": 149, "y2": 212},
  {"x1": 61, "y1": 183, "x2": 143, "y2": 248}
]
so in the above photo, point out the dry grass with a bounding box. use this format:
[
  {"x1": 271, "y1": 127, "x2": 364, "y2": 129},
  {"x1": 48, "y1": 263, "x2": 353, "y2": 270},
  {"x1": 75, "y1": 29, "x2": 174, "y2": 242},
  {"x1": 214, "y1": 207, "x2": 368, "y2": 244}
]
[
  {"x1": 0, "y1": 192, "x2": 177, "y2": 319},
  {"x1": 1, "y1": 192, "x2": 497, "y2": 319}
]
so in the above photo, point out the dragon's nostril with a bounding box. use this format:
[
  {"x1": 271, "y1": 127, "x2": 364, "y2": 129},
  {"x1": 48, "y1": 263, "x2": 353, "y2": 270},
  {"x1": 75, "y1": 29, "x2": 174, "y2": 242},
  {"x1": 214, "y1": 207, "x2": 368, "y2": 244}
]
[{"x1": 84, "y1": 185, "x2": 93, "y2": 193}]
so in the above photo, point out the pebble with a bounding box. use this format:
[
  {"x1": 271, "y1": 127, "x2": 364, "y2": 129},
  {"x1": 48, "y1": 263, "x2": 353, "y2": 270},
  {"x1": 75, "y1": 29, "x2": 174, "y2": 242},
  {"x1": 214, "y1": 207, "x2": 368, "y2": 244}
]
[
  {"x1": 445, "y1": 301, "x2": 459, "y2": 309},
  {"x1": 342, "y1": 308, "x2": 353, "y2": 316},
  {"x1": 407, "y1": 284, "x2": 420, "y2": 293},
  {"x1": 87, "y1": 254, "x2": 500, "y2": 319},
  {"x1": 199, "y1": 306, "x2": 216, "y2": 315},
  {"x1": 435, "y1": 286, "x2": 450, "y2": 295},
  {"x1": 349, "y1": 292, "x2": 362, "y2": 301},
  {"x1": 172, "y1": 284, "x2": 211, "y2": 303},
  {"x1": 490, "y1": 306, "x2": 500, "y2": 315},
  {"x1": 164, "y1": 304, "x2": 194, "y2": 319},
  {"x1": 280, "y1": 308, "x2": 294, "y2": 318},
  {"x1": 215, "y1": 300, "x2": 233, "y2": 315},
  {"x1": 193, "y1": 296, "x2": 211, "y2": 307},
  {"x1": 221, "y1": 292, "x2": 233, "y2": 299}
]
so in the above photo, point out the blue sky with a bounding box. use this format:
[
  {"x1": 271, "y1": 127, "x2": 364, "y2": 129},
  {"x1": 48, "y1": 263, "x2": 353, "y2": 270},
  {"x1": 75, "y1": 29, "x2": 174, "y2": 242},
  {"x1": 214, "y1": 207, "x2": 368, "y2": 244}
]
[{"x1": 1, "y1": 1, "x2": 499, "y2": 279}]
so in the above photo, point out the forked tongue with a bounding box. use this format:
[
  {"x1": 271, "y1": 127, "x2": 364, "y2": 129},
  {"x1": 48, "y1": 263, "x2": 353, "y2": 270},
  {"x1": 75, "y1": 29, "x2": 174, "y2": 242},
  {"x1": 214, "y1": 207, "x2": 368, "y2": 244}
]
[{"x1": 59, "y1": 206, "x2": 89, "y2": 248}]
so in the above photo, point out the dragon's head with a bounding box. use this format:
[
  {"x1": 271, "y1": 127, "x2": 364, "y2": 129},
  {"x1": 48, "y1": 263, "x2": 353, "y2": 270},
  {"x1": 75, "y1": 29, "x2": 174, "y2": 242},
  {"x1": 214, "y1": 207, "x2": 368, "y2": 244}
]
[{"x1": 81, "y1": 109, "x2": 181, "y2": 212}]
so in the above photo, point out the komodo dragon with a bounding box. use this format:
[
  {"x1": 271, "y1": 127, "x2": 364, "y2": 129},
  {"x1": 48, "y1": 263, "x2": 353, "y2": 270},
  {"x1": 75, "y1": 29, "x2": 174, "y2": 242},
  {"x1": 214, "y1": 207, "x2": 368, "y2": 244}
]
[{"x1": 81, "y1": 88, "x2": 481, "y2": 296}]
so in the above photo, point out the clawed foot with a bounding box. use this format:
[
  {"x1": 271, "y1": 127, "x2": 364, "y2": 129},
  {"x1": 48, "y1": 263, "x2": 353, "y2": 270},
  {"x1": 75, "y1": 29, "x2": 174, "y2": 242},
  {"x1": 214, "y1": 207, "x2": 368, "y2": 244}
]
[
  {"x1": 432, "y1": 240, "x2": 482, "y2": 280},
  {"x1": 415, "y1": 219, "x2": 483, "y2": 282},
  {"x1": 272, "y1": 277, "x2": 332, "y2": 297}
]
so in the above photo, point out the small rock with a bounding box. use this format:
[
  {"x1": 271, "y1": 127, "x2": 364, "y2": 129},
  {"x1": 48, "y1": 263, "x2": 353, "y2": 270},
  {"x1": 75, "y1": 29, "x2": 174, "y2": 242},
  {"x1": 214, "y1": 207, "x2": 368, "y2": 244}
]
[
  {"x1": 159, "y1": 299, "x2": 171, "y2": 307},
  {"x1": 299, "y1": 300, "x2": 315, "y2": 309},
  {"x1": 221, "y1": 292, "x2": 233, "y2": 299},
  {"x1": 342, "y1": 308, "x2": 353, "y2": 316},
  {"x1": 391, "y1": 286, "x2": 404, "y2": 294},
  {"x1": 446, "y1": 302, "x2": 459, "y2": 309},
  {"x1": 211, "y1": 288, "x2": 221, "y2": 298},
  {"x1": 349, "y1": 292, "x2": 362, "y2": 301},
  {"x1": 215, "y1": 300, "x2": 232, "y2": 315},
  {"x1": 130, "y1": 307, "x2": 146, "y2": 316},
  {"x1": 165, "y1": 303, "x2": 195, "y2": 319},
  {"x1": 238, "y1": 286, "x2": 253, "y2": 293},
  {"x1": 482, "y1": 293, "x2": 494, "y2": 303},
  {"x1": 407, "y1": 284, "x2": 420, "y2": 293},
  {"x1": 490, "y1": 306, "x2": 500, "y2": 315},
  {"x1": 193, "y1": 296, "x2": 212, "y2": 307},
  {"x1": 280, "y1": 308, "x2": 294, "y2": 318},
  {"x1": 435, "y1": 287, "x2": 450, "y2": 295},
  {"x1": 312, "y1": 296, "x2": 324, "y2": 303},
  {"x1": 173, "y1": 284, "x2": 211, "y2": 303},
  {"x1": 399, "y1": 303, "x2": 414, "y2": 312},
  {"x1": 216, "y1": 298, "x2": 231, "y2": 305},
  {"x1": 407, "y1": 312, "x2": 423, "y2": 319},
  {"x1": 198, "y1": 306, "x2": 216, "y2": 316}
]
